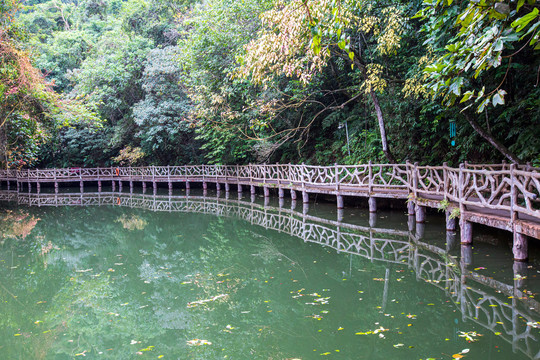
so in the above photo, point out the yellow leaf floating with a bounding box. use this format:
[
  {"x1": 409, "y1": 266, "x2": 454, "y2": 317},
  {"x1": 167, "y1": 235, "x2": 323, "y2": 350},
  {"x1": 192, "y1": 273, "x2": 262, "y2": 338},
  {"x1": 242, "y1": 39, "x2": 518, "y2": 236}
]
[
  {"x1": 452, "y1": 354, "x2": 464, "y2": 359},
  {"x1": 186, "y1": 339, "x2": 212, "y2": 346}
]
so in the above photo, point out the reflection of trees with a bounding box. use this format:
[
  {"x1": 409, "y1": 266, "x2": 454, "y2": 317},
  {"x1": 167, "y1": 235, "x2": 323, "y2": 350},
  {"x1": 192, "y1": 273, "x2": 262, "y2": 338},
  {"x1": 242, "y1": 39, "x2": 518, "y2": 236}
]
[
  {"x1": 1, "y1": 191, "x2": 540, "y2": 358},
  {"x1": 0, "y1": 208, "x2": 40, "y2": 242}
]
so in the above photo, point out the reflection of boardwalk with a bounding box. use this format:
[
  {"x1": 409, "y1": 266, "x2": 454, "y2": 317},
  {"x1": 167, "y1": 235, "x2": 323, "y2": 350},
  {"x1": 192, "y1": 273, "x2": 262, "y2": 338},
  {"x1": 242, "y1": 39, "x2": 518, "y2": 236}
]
[
  {"x1": 3, "y1": 191, "x2": 540, "y2": 359},
  {"x1": 1, "y1": 163, "x2": 539, "y2": 261}
]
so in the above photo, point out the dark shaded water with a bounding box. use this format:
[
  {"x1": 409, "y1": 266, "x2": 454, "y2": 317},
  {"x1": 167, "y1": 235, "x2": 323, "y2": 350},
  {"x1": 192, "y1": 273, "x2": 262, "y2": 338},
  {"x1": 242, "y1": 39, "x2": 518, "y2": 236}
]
[{"x1": 1, "y1": 188, "x2": 540, "y2": 359}]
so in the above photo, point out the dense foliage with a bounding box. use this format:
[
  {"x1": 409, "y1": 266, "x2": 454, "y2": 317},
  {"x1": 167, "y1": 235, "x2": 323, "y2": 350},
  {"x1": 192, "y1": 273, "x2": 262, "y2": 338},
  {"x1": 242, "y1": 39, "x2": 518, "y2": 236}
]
[{"x1": 0, "y1": 0, "x2": 538, "y2": 168}]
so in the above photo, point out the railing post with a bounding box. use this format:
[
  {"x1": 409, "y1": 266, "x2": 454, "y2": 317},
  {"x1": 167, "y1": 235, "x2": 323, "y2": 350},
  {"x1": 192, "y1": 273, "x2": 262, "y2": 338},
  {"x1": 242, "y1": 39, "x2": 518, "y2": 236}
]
[
  {"x1": 510, "y1": 163, "x2": 517, "y2": 223},
  {"x1": 334, "y1": 163, "x2": 339, "y2": 192},
  {"x1": 443, "y1": 162, "x2": 448, "y2": 201},
  {"x1": 368, "y1": 161, "x2": 373, "y2": 194},
  {"x1": 412, "y1": 162, "x2": 419, "y2": 200}
]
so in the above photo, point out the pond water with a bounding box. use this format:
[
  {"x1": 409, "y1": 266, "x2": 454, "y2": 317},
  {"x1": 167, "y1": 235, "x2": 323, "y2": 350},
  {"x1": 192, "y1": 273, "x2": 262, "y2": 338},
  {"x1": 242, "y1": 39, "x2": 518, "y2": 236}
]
[{"x1": 1, "y1": 188, "x2": 540, "y2": 360}]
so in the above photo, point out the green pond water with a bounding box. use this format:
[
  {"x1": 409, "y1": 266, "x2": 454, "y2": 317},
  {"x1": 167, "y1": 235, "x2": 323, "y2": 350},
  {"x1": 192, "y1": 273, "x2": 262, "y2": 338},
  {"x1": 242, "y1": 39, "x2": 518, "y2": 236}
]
[{"x1": 1, "y1": 188, "x2": 540, "y2": 360}]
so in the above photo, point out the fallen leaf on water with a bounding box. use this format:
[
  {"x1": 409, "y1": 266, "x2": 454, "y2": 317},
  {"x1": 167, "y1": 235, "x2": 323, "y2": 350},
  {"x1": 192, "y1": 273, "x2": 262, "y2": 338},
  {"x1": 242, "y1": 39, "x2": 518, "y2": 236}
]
[
  {"x1": 452, "y1": 354, "x2": 464, "y2": 359},
  {"x1": 187, "y1": 339, "x2": 211, "y2": 346}
]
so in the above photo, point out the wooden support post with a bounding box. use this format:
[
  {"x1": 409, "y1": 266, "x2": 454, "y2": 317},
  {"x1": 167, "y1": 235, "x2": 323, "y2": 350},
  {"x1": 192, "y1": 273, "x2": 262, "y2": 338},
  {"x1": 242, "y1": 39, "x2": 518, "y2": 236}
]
[
  {"x1": 369, "y1": 212, "x2": 377, "y2": 228},
  {"x1": 250, "y1": 194, "x2": 256, "y2": 203},
  {"x1": 415, "y1": 204, "x2": 426, "y2": 223},
  {"x1": 460, "y1": 220, "x2": 473, "y2": 245},
  {"x1": 153, "y1": 181, "x2": 157, "y2": 195},
  {"x1": 203, "y1": 182, "x2": 208, "y2": 190},
  {"x1": 6, "y1": 181, "x2": 10, "y2": 190},
  {"x1": 337, "y1": 208, "x2": 344, "y2": 222},
  {"x1": 112, "y1": 180, "x2": 116, "y2": 192},
  {"x1": 168, "y1": 181, "x2": 172, "y2": 194},
  {"x1": 17, "y1": 181, "x2": 20, "y2": 192},
  {"x1": 446, "y1": 211, "x2": 457, "y2": 232},
  {"x1": 98, "y1": 180, "x2": 102, "y2": 192},
  {"x1": 118, "y1": 181, "x2": 122, "y2": 192},
  {"x1": 225, "y1": 183, "x2": 230, "y2": 192},
  {"x1": 186, "y1": 181, "x2": 190, "y2": 190},
  {"x1": 303, "y1": 203, "x2": 309, "y2": 215},
  {"x1": 337, "y1": 195, "x2": 344, "y2": 209},
  {"x1": 130, "y1": 181, "x2": 134, "y2": 193},
  {"x1": 263, "y1": 186, "x2": 269, "y2": 197},
  {"x1": 80, "y1": 180, "x2": 84, "y2": 193},
  {"x1": 302, "y1": 191, "x2": 309, "y2": 204},
  {"x1": 278, "y1": 187, "x2": 284, "y2": 198},
  {"x1": 250, "y1": 185, "x2": 255, "y2": 195},
  {"x1": 291, "y1": 189, "x2": 297, "y2": 200},
  {"x1": 28, "y1": 182, "x2": 31, "y2": 193},
  {"x1": 264, "y1": 196, "x2": 269, "y2": 207},
  {"x1": 408, "y1": 215, "x2": 415, "y2": 232},
  {"x1": 216, "y1": 183, "x2": 221, "y2": 191},
  {"x1": 279, "y1": 197, "x2": 284, "y2": 208},
  {"x1": 237, "y1": 184, "x2": 242, "y2": 193},
  {"x1": 37, "y1": 182, "x2": 41, "y2": 194},
  {"x1": 513, "y1": 232, "x2": 528, "y2": 262},
  {"x1": 142, "y1": 182, "x2": 147, "y2": 193},
  {"x1": 54, "y1": 182, "x2": 58, "y2": 194},
  {"x1": 368, "y1": 197, "x2": 376, "y2": 213},
  {"x1": 407, "y1": 201, "x2": 415, "y2": 215}
]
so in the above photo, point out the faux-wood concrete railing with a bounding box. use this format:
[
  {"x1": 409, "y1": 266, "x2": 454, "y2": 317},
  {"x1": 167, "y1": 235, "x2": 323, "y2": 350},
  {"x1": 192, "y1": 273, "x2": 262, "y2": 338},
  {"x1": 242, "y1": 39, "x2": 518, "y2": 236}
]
[{"x1": 2, "y1": 162, "x2": 539, "y2": 224}]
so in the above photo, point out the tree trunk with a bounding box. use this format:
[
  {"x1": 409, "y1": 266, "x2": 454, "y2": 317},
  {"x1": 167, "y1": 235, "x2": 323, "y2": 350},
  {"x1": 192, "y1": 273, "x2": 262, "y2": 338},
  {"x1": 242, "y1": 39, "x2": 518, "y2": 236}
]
[
  {"x1": 369, "y1": 90, "x2": 395, "y2": 163},
  {"x1": 462, "y1": 111, "x2": 521, "y2": 164}
]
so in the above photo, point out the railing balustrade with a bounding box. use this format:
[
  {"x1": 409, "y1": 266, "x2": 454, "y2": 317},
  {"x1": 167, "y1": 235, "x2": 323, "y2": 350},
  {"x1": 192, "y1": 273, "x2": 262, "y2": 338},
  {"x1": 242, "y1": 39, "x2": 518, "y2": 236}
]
[{"x1": 1, "y1": 162, "x2": 539, "y2": 222}]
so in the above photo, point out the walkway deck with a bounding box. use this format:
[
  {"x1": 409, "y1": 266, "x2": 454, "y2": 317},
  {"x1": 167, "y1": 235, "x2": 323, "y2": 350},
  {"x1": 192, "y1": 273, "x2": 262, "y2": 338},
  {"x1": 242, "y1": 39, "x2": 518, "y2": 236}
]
[{"x1": 1, "y1": 162, "x2": 539, "y2": 259}]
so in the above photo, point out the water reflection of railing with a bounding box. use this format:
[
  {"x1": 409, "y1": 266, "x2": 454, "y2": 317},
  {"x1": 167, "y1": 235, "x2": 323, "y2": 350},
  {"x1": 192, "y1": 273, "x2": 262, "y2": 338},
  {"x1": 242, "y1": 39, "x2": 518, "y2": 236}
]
[{"x1": 2, "y1": 191, "x2": 540, "y2": 359}]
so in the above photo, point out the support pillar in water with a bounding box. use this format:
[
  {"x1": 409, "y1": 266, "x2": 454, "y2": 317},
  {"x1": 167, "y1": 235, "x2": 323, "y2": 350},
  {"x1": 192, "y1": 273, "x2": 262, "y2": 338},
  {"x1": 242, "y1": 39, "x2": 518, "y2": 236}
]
[
  {"x1": 37, "y1": 182, "x2": 41, "y2": 194},
  {"x1": 153, "y1": 181, "x2": 157, "y2": 195},
  {"x1": 130, "y1": 181, "x2": 134, "y2": 193},
  {"x1": 460, "y1": 220, "x2": 473, "y2": 245},
  {"x1": 112, "y1": 181, "x2": 116, "y2": 192},
  {"x1": 203, "y1": 182, "x2": 208, "y2": 190},
  {"x1": 369, "y1": 212, "x2": 377, "y2": 228},
  {"x1": 250, "y1": 185, "x2": 255, "y2": 195},
  {"x1": 302, "y1": 191, "x2": 309, "y2": 204},
  {"x1": 291, "y1": 189, "x2": 297, "y2": 200},
  {"x1": 446, "y1": 211, "x2": 457, "y2": 231},
  {"x1": 368, "y1": 197, "x2": 377, "y2": 213},
  {"x1": 513, "y1": 232, "x2": 528, "y2": 262},
  {"x1": 278, "y1": 187, "x2": 284, "y2": 198},
  {"x1": 263, "y1": 187, "x2": 270, "y2": 197},
  {"x1": 142, "y1": 182, "x2": 147, "y2": 193},
  {"x1": 407, "y1": 201, "x2": 415, "y2": 216},
  {"x1": 217, "y1": 183, "x2": 221, "y2": 192},
  {"x1": 186, "y1": 181, "x2": 190, "y2": 190},
  {"x1": 337, "y1": 194, "x2": 344, "y2": 209},
  {"x1": 54, "y1": 182, "x2": 58, "y2": 194},
  {"x1": 415, "y1": 204, "x2": 426, "y2": 223},
  {"x1": 225, "y1": 183, "x2": 230, "y2": 192},
  {"x1": 98, "y1": 180, "x2": 102, "y2": 192},
  {"x1": 237, "y1": 184, "x2": 242, "y2": 194},
  {"x1": 118, "y1": 181, "x2": 122, "y2": 192}
]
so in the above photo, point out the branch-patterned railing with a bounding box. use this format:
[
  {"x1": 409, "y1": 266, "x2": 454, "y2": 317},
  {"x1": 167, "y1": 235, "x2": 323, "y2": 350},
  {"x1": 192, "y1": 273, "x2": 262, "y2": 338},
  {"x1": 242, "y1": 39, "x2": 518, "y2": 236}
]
[{"x1": 1, "y1": 163, "x2": 539, "y2": 222}]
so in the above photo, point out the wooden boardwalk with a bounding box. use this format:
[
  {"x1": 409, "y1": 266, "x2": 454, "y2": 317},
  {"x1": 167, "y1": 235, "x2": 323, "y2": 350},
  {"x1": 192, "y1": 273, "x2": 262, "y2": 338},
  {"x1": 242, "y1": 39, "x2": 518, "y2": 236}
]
[{"x1": 1, "y1": 162, "x2": 539, "y2": 260}]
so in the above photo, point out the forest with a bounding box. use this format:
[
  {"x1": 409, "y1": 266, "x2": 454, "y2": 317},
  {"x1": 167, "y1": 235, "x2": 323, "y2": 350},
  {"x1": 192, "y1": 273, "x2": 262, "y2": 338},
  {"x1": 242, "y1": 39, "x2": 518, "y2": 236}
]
[{"x1": 0, "y1": 0, "x2": 539, "y2": 168}]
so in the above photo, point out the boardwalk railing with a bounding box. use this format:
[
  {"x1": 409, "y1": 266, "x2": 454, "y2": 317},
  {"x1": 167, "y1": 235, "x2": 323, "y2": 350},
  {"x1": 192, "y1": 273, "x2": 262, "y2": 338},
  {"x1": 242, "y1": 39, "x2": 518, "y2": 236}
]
[{"x1": 2, "y1": 163, "x2": 538, "y2": 223}]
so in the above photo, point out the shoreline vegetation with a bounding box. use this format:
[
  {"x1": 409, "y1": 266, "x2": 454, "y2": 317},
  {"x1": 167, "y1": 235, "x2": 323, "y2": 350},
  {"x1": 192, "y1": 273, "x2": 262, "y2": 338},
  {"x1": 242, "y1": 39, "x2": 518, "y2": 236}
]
[{"x1": 0, "y1": 0, "x2": 538, "y2": 169}]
